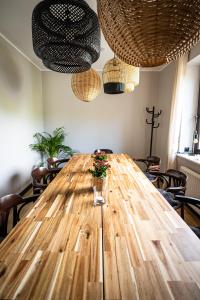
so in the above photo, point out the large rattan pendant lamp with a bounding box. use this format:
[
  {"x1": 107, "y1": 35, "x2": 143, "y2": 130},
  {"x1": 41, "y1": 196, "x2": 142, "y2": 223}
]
[
  {"x1": 71, "y1": 69, "x2": 101, "y2": 102},
  {"x1": 32, "y1": 0, "x2": 100, "y2": 73},
  {"x1": 97, "y1": 0, "x2": 200, "y2": 67},
  {"x1": 103, "y1": 57, "x2": 140, "y2": 94}
]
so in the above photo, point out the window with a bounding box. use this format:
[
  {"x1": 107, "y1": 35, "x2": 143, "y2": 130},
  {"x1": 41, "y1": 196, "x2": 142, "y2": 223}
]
[{"x1": 194, "y1": 93, "x2": 200, "y2": 153}]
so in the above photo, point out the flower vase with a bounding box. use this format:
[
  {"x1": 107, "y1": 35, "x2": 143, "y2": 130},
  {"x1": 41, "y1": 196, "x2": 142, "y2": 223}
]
[{"x1": 93, "y1": 177, "x2": 106, "y2": 206}]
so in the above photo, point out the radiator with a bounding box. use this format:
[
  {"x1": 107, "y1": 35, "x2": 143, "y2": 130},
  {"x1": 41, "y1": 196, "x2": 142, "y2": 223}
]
[
  {"x1": 180, "y1": 166, "x2": 200, "y2": 215},
  {"x1": 180, "y1": 166, "x2": 200, "y2": 199}
]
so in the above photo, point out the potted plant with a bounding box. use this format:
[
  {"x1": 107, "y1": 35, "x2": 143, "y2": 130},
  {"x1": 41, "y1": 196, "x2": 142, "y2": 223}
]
[{"x1": 29, "y1": 127, "x2": 74, "y2": 165}]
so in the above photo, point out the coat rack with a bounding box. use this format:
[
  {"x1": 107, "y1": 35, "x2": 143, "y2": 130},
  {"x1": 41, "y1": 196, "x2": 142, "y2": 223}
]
[{"x1": 146, "y1": 106, "x2": 162, "y2": 156}]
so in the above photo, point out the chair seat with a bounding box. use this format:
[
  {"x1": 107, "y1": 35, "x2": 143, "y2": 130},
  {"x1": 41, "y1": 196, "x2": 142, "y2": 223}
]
[
  {"x1": 158, "y1": 189, "x2": 180, "y2": 207},
  {"x1": 190, "y1": 226, "x2": 200, "y2": 239},
  {"x1": 144, "y1": 172, "x2": 157, "y2": 181}
]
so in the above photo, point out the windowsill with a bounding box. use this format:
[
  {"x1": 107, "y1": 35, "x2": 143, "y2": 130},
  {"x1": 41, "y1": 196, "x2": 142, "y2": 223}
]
[
  {"x1": 177, "y1": 153, "x2": 200, "y2": 165},
  {"x1": 177, "y1": 154, "x2": 200, "y2": 174}
]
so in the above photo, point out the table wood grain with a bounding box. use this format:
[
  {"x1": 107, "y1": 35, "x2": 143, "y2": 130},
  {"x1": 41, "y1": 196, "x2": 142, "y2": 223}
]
[{"x1": 0, "y1": 154, "x2": 200, "y2": 300}]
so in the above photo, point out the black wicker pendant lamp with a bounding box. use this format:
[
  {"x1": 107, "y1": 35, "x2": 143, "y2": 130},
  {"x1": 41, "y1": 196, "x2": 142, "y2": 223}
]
[{"x1": 32, "y1": 0, "x2": 100, "y2": 73}]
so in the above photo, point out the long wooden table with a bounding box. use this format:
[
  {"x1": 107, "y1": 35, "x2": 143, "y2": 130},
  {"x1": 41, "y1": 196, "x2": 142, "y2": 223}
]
[{"x1": 0, "y1": 154, "x2": 200, "y2": 300}]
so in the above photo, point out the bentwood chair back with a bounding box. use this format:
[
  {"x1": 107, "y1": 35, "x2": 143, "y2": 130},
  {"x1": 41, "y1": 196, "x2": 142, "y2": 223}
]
[
  {"x1": 135, "y1": 156, "x2": 161, "y2": 172},
  {"x1": 47, "y1": 157, "x2": 70, "y2": 172},
  {"x1": 175, "y1": 195, "x2": 200, "y2": 238},
  {"x1": 165, "y1": 169, "x2": 187, "y2": 189},
  {"x1": 0, "y1": 194, "x2": 20, "y2": 238},
  {"x1": 0, "y1": 194, "x2": 39, "y2": 240},
  {"x1": 94, "y1": 149, "x2": 113, "y2": 154},
  {"x1": 175, "y1": 195, "x2": 200, "y2": 222},
  {"x1": 155, "y1": 169, "x2": 187, "y2": 194},
  {"x1": 31, "y1": 167, "x2": 51, "y2": 194},
  {"x1": 151, "y1": 169, "x2": 187, "y2": 212}
]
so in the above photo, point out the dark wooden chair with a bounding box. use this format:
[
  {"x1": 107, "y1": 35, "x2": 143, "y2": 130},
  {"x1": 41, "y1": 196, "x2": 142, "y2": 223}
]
[
  {"x1": 135, "y1": 156, "x2": 161, "y2": 172},
  {"x1": 31, "y1": 167, "x2": 53, "y2": 194},
  {"x1": 151, "y1": 169, "x2": 187, "y2": 209},
  {"x1": 47, "y1": 157, "x2": 70, "y2": 173},
  {"x1": 135, "y1": 156, "x2": 161, "y2": 182},
  {"x1": 158, "y1": 189, "x2": 182, "y2": 208},
  {"x1": 151, "y1": 169, "x2": 187, "y2": 194},
  {"x1": 0, "y1": 194, "x2": 39, "y2": 240},
  {"x1": 191, "y1": 227, "x2": 200, "y2": 239},
  {"x1": 175, "y1": 194, "x2": 200, "y2": 218},
  {"x1": 145, "y1": 172, "x2": 158, "y2": 183},
  {"x1": 175, "y1": 195, "x2": 200, "y2": 239},
  {"x1": 94, "y1": 149, "x2": 113, "y2": 154}
]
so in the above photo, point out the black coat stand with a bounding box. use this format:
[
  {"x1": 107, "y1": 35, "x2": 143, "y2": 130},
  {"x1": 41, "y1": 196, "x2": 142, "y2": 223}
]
[{"x1": 146, "y1": 106, "x2": 162, "y2": 156}]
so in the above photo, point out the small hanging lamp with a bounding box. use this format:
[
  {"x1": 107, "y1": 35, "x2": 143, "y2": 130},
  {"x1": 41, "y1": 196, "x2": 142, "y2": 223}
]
[
  {"x1": 103, "y1": 57, "x2": 126, "y2": 94},
  {"x1": 71, "y1": 68, "x2": 101, "y2": 102},
  {"x1": 98, "y1": 0, "x2": 200, "y2": 67},
  {"x1": 125, "y1": 83, "x2": 135, "y2": 94},
  {"x1": 103, "y1": 57, "x2": 140, "y2": 94},
  {"x1": 32, "y1": 0, "x2": 100, "y2": 73},
  {"x1": 124, "y1": 64, "x2": 140, "y2": 93}
]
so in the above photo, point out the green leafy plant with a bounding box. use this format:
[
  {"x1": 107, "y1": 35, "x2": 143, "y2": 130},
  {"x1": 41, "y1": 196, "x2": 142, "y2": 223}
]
[
  {"x1": 92, "y1": 153, "x2": 108, "y2": 161},
  {"x1": 29, "y1": 127, "x2": 74, "y2": 161},
  {"x1": 89, "y1": 151, "x2": 111, "y2": 178}
]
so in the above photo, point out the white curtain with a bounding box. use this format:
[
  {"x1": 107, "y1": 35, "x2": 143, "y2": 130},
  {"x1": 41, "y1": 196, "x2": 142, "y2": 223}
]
[{"x1": 167, "y1": 54, "x2": 188, "y2": 169}]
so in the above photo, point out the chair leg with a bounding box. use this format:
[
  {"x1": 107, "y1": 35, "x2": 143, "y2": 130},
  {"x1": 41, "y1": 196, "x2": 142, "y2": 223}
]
[
  {"x1": 1, "y1": 211, "x2": 8, "y2": 237},
  {"x1": 181, "y1": 203, "x2": 184, "y2": 219},
  {"x1": 13, "y1": 206, "x2": 18, "y2": 227}
]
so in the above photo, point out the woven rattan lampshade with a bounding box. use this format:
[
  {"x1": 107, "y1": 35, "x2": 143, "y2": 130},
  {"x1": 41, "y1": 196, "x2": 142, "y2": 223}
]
[
  {"x1": 97, "y1": 0, "x2": 200, "y2": 67},
  {"x1": 124, "y1": 64, "x2": 140, "y2": 93},
  {"x1": 103, "y1": 58, "x2": 126, "y2": 94},
  {"x1": 71, "y1": 69, "x2": 101, "y2": 102},
  {"x1": 103, "y1": 58, "x2": 140, "y2": 94},
  {"x1": 32, "y1": 0, "x2": 100, "y2": 73}
]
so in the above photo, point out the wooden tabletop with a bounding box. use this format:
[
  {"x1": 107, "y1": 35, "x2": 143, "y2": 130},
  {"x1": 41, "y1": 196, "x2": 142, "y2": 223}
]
[{"x1": 0, "y1": 154, "x2": 200, "y2": 300}]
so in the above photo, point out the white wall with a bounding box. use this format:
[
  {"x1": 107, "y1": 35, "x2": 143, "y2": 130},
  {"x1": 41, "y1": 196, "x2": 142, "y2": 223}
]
[
  {"x1": 42, "y1": 71, "x2": 158, "y2": 158},
  {"x1": 0, "y1": 36, "x2": 43, "y2": 197}
]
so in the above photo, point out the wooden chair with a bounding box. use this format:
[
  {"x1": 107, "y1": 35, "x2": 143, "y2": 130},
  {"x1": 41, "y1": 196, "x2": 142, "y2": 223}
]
[
  {"x1": 151, "y1": 169, "x2": 187, "y2": 209},
  {"x1": 144, "y1": 172, "x2": 158, "y2": 183},
  {"x1": 175, "y1": 194, "x2": 200, "y2": 218},
  {"x1": 47, "y1": 157, "x2": 70, "y2": 173},
  {"x1": 151, "y1": 169, "x2": 187, "y2": 194},
  {"x1": 31, "y1": 167, "x2": 52, "y2": 194},
  {"x1": 191, "y1": 227, "x2": 200, "y2": 239},
  {"x1": 135, "y1": 156, "x2": 161, "y2": 182},
  {"x1": 175, "y1": 195, "x2": 200, "y2": 239},
  {"x1": 158, "y1": 189, "x2": 182, "y2": 209},
  {"x1": 94, "y1": 149, "x2": 113, "y2": 154},
  {"x1": 0, "y1": 194, "x2": 39, "y2": 240},
  {"x1": 135, "y1": 156, "x2": 161, "y2": 172}
]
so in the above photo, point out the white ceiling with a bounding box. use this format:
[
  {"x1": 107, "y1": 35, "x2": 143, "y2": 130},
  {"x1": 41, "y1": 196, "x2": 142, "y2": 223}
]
[{"x1": 0, "y1": 0, "x2": 164, "y2": 72}]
